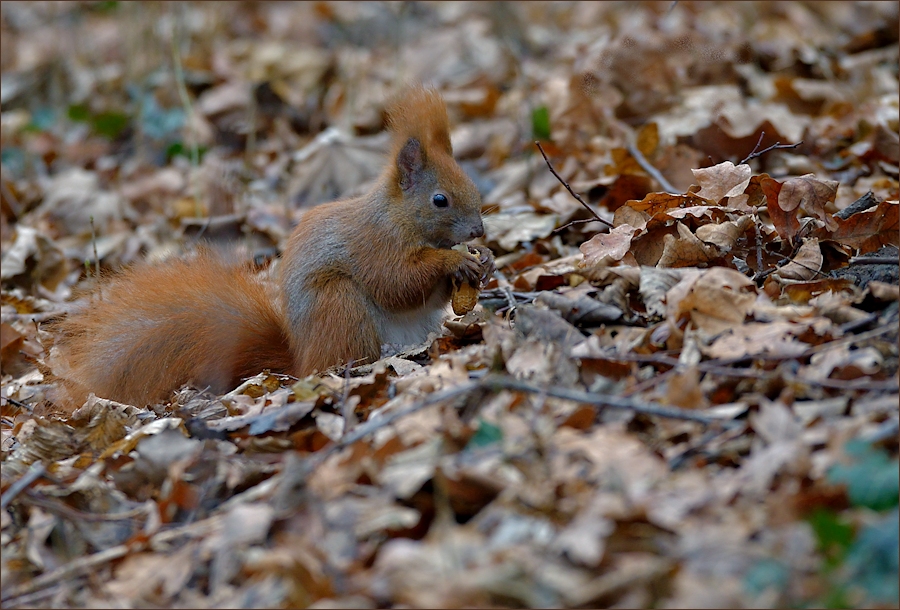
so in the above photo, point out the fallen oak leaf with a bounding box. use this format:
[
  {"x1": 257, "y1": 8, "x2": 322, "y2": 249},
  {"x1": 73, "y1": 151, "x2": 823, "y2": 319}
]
[
  {"x1": 617, "y1": 192, "x2": 712, "y2": 223},
  {"x1": 760, "y1": 175, "x2": 800, "y2": 243},
  {"x1": 665, "y1": 205, "x2": 727, "y2": 223},
  {"x1": 656, "y1": 222, "x2": 717, "y2": 268},
  {"x1": 580, "y1": 224, "x2": 642, "y2": 268},
  {"x1": 691, "y1": 161, "x2": 752, "y2": 203},
  {"x1": 704, "y1": 320, "x2": 813, "y2": 360},
  {"x1": 781, "y1": 278, "x2": 858, "y2": 304},
  {"x1": 695, "y1": 215, "x2": 754, "y2": 253},
  {"x1": 772, "y1": 237, "x2": 823, "y2": 282},
  {"x1": 818, "y1": 199, "x2": 899, "y2": 254},
  {"x1": 670, "y1": 266, "x2": 757, "y2": 336},
  {"x1": 778, "y1": 174, "x2": 838, "y2": 232}
]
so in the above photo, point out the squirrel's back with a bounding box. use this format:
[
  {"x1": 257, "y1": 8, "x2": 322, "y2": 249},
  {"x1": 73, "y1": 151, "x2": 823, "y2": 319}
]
[{"x1": 53, "y1": 247, "x2": 292, "y2": 407}]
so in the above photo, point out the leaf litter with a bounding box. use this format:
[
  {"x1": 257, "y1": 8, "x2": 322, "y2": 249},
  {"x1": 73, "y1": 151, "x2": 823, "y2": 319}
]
[{"x1": 1, "y1": 2, "x2": 898, "y2": 608}]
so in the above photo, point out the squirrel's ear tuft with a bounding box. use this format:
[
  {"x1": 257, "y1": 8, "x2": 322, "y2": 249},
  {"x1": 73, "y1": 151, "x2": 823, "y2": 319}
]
[
  {"x1": 387, "y1": 86, "x2": 452, "y2": 157},
  {"x1": 396, "y1": 137, "x2": 425, "y2": 191}
]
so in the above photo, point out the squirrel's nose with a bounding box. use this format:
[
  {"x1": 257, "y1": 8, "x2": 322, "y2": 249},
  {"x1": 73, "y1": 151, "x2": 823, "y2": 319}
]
[{"x1": 469, "y1": 222, "x2": 484, "y2": 239}]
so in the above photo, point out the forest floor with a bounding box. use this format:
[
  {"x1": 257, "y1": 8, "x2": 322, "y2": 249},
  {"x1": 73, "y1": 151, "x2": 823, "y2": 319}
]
[{"x1": 1, "y1": 2, "x2": 898, "y2": 608}]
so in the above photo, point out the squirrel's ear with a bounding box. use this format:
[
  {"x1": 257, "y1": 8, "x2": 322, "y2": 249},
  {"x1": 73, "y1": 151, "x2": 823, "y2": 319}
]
[{"x1": 396, "y1": 137, "x2": 424, "y2": 191}]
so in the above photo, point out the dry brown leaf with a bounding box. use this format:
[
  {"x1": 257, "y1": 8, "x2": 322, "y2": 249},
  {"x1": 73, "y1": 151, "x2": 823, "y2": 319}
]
[
  {"x1": 484, "y1": 211, "x2": 559, "y2": 251},
  {"x1": 580, "y1": 224, "x2": 641, "y2": 268},
  {"x1": 868, "y1": 280, "x2": 900, "y2": 301},
  {"x1": 822, "y1": 199, "x2": 899, "y2": 253},
  {"x1": 695, "y1": 215, "x2": 754, "y2": 253},
  {"x1": 803, "y1": 344, "x2": 883, "y2": 382},
  {"x1": 288, "y1": 129, "x2": 388, "y2": 207},
  {"x1": 620, "y1": 192, "x2": 711, "y2": 222},
  {"x1": 691, "y1": 161, "x2": 752, "y2": 203},
  {"x1": 656, "y1": 222, "x2": 717, "y2": 268},
  {"x1": 779, "y1": 174, "x2": 839, "y2": 232},
  {"x1": 704, "y1": 321, "x2": 813, "y2": 360},
  {"x1": 664, "y1": 366, "x2": 709, "y2": 410},
  {"x1": 673, "y1": 267, "x2": 757, "y2": 336},
  {"x1": 772, "y1": 238, "x2": 823, "y2": 282},
  {"x1": 760, "y1": 175, "x2": 801, "y2": 242},
  {"x1": 613, "y1": 204, "x2": 650, "y2": 230}
]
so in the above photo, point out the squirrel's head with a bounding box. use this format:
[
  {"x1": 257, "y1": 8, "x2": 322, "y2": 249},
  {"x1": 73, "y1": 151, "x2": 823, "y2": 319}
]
[{"x1": 385, "y1": 88, "x2": 484, "y2": 249}]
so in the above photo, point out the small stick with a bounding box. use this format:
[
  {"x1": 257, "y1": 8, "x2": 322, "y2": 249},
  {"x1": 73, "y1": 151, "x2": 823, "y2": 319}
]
[
  {"x1": 625, "y1": 138, "x2": 679, "y2": 195},
  {"x1": 0, "y1": 311, "x2": 65, "y2": 324},
  {"x1": 0, "y1": 518, "x2": 216, "y2": 603},
  {"x1": 20, "y1": 491, "x2": 152, "y2": 522},
  {"x1": 0, "y1": 178, "x2": 22, "y2": 219},
  {"x1": 89, "y1": 216, "x2": 99, "y2": 278},
  {"x1": 739, "y1": 131, "x2": 803, "y2": 165},
  {"x1": 481, "y1": 375, "x2": 740, "y2": 426},
  {"x1": 849, "y1": 256, "x2": 897, "y2": 266},
  {"x1": 835, "y1": 191, "x2": 878, "y2": 220},
  {"x1": 552, "y1": 217, "x2": 605, "y2": 234},
  {"x1": 535, "y1": 141, "x2": 614, "y2": 229},
  {"x1": 753, "y1": 213, "x2": 764, "y2": 277},
  {"x1": 340, "y1": 359, "x2": 358, "y2": 434},
  {"x1": 0, "y1": 462, "x2": 46, "y2": 509}
]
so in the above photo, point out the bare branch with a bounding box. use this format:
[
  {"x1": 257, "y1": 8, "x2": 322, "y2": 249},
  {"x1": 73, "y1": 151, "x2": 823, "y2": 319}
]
[
  {"x1": 534, "y1": 141, "x2": 614, "y2": 229},
  {"x1": 739, "y1": 131, "x2": 803, "y2": 165},
  {"x1": 625, "y1": 139, "x2": 679, "y2": 195}
]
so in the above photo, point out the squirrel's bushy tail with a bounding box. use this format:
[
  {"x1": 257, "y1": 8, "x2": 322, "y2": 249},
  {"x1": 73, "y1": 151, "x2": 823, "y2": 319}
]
[{"x1": 52, "y1": 247, "x2": 293, "y2": 408}]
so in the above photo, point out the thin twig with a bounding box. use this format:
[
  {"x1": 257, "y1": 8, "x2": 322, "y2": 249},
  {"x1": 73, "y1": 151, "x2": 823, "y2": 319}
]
[
  {"x1": 849, "y1": 256, "x2": 898, "y2": 266},
  {"x1": 839, "y1": 312, "x2": 879, "y2": 334},
  {"x1": 800, "y1": 323, "x2": 897, "y2": 357},
  {"x1": 753, "y1": 213, "x2": 764, "y2": 278},
  {"x1": 778, "y1": 257, "x2": 829, "y2": 280},
  {"x1": 0, "y1": 586, "x2": 61, "y2": 608},
  {"x1": 0, "y1": 178, "x2": 22, "y2": 218},
  {"x1": 481, "y1": 375, "x2": 741, "y2": 426},
  {"x1": 318, "y1": 371, "x2": 745, "y2": 464},
  {"x1": 552, "y1": 217, "x2": 605, "y2": 234},
  {"x1": 89, "y1": 215, "x2": 99, "y2": 279},
  {"x1": 0, "y1": 518, "x2": 216, "y2": 604},
  {"x1": 622, "y1": 366, "x2": 679, "y2": 397},
  {"x1": 579, "y1": 347, "x2": 899, "y2": 391},
  {"x1": 0, "y1": 462, "x2": 46, "y2": 509},
  {"x1": 835, "y1": 191, "x2": 878, "y2": 220},
  {"x1": 19, "y1": 492, "x2": 153, "y2": 523},
  {"x1": 340, "y1": 359, "x2": 358, "y2": 435},
  {"x1": 534, "y1": 141, "x2": 614, "y2": 229},
  {"x1": 742, "y1": 131, "x2": 766, "y2": 164},
  {"x1": 667, "y1": 425, "x2": 743, "y2": 470},
  {"x1": 739, "y1": 131, "x2": 803, "y2": 165},
  {"x1": 625, "y1": 139, "x2": 679, "y2": 194}
]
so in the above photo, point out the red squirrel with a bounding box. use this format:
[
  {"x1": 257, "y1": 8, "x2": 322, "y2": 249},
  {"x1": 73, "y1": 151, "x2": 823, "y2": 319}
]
[{"x1": 52, "y1": 87, "x2": 493, "y2": 407}]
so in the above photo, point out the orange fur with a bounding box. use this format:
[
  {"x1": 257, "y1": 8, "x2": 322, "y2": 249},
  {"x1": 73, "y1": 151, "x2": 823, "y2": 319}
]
[
  {"x1": 53, "y1": 248, "x2": 292, "y2": 407},
  {"x1": 52, "y1": 86, "x2": 490, "y2": 409},
  {"x1": 387, "y1": 87, "x2": 453, "y2": 160}
]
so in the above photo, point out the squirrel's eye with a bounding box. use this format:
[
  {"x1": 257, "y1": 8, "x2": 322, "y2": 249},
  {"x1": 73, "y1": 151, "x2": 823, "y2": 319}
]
[{"x1": 432, "y1": 193, "x2": 449, "y2": 208}]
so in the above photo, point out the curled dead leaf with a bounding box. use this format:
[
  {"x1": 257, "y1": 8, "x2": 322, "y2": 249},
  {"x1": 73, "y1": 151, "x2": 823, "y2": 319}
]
[
  {"x1": 691, "y1": 161, "x2": 752, "y2": 203},
  {"x1": 760, "y1": 175, "x2": 798, "y2": 242},
  {"x1": 656, "y1": 222, "x2": 716, "y2": 268},
  {"x1": 695, "y1": 215, "x2": 754, "y2": 253},
  {"x1": 580, "y1": 224, "x2": 642, "y2": 268},
  {"x1": 772, "y1": 238, "x2": 823, "y2": 282},
  {"x1": 779, "y1": 174, "x2": 838, "y2": 232}
]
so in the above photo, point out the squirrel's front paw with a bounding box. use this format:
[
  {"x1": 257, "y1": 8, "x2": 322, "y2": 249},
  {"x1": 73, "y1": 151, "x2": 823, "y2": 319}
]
[
  {"x1": 469, "y1": 245, "x2": 495, "y2": 283},
  {"x1": 453, "y1": 253, "x2": 484, "y2": 286},
  {"x1": 451, "y1": 245, "x2": 494, "y2": 286}
]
